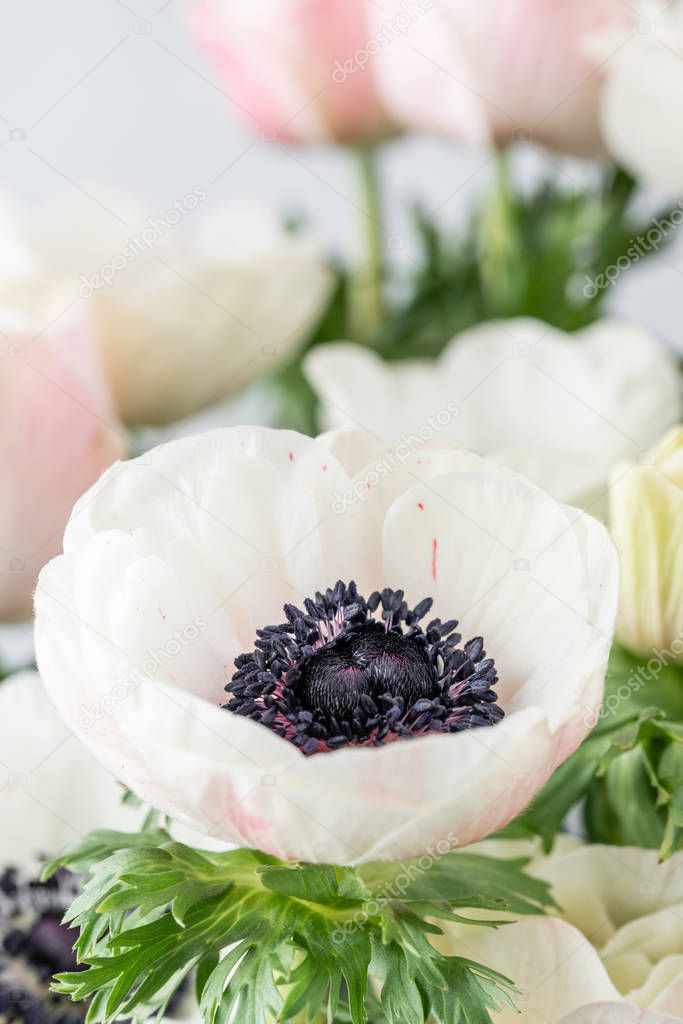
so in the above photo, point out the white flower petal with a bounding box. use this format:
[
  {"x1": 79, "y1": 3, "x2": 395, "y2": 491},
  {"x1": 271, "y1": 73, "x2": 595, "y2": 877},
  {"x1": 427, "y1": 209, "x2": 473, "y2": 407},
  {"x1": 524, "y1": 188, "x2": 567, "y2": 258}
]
[
  {"x1": 84, "y1": 678, "x2": 556, "y2": 864},
  {"x1": 601, "y1": 30, "x2": 683, "y2": 192},
  {"x1": 439, "y1": 916, "x2": 621, "y2": 1023},
  {"x1": 604, "y1": 904, "x2": 683, "y2": 970},
  {"x1": 304, "y1": 319, "x2": 680, "y2": 506},
  {"x1": 628, "y1": 956, "x2": 683, "y2": 1014},
  {"x1": 557, "y1": 1003, "x2": 681, "y2": 1024},
  {"x1": 381, "y1": 468, "x2": 618, "y2": 741},
  {"x1": 534, "y1": 846, "x2": 683, "y2": 945},
  {"x1": 63, "y1": 427, "x2": 373, "y2": 650},
  {"x1": 0, "y1": 671, "x2": 139, "y2": 865}
]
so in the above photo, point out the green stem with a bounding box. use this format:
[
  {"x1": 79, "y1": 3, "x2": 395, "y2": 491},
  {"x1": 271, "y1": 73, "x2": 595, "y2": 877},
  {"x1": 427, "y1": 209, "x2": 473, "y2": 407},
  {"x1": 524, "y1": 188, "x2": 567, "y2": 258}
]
[
  {"x1": 478, "y1": 148, "x2": 520, "y2": 314},
  {"x1": 349, "y1": 145, "x2": 384, "y2": 341}
]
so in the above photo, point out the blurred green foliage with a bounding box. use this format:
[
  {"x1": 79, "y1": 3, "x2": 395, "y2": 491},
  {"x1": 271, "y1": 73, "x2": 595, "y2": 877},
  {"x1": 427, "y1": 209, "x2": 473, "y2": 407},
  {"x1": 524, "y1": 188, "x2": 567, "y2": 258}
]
[
  {"x1": 272, "y1": 165, "x2": 672, "y2": 435},
  {"x1": 502, "y1": 644, "x2": 683, "y2": 858}
]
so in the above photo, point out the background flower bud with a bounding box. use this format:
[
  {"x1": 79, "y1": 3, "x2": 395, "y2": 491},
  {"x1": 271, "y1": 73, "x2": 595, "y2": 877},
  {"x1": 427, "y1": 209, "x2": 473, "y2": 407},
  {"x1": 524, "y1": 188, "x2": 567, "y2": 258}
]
[
  {"x1": 610, "y1": 426, "x2": 683, "y2": 661},
  {"x1": 191, "y1": 0, "x2": 392, "y2": 144}
]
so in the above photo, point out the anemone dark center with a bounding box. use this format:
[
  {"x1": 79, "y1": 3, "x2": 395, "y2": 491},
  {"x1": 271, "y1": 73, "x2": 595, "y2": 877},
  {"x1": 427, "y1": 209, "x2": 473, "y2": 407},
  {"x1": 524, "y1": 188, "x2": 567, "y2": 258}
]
[
  {"x1": 299, "y1": 623, "x2": 435, "y2": 718},
  {"x1": 224, "y1": 580, "x2": 504, "y2": 755}
]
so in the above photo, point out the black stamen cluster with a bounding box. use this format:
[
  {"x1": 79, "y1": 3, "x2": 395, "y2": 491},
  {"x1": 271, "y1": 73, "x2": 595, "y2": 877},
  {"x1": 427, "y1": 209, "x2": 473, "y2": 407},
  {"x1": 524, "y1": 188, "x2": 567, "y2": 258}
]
[{"x1": 224, "y1": 580, "x2": 504, "y2": 755}]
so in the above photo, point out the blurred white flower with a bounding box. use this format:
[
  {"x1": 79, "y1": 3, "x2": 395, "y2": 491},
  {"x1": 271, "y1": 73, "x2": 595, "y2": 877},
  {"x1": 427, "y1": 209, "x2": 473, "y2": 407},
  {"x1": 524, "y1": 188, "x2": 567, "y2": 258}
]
[
  {"x1": 35, "y1": 426, "x2": 617, "y2": 865},
  {"x1": 0, "y1": 670, "x2": 138, "y2": 864},
  {"x1": 558, "y1": 1007, "x2": 679, "y2": 1024},
  {"x1": 304, "y1": 318, "x2": 681, "y2": 511},
  {"x1": 599, "y1": 2, "x2": 683, "y2": 191},
  {"x1": 610, "y1": 425, "x2": 683, "y2": 660},
  {"x1": 5, "y1": 192, "x2": 333, "y2": 427},
  {"x1": 439, "y1": 839, "x2": 683, "y2": 1021}
]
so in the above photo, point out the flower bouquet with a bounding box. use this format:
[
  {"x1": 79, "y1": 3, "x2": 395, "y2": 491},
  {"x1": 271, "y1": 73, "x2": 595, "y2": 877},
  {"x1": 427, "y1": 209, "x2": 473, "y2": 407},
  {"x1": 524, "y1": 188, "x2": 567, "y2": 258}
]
[{"x1": 1, "y1": 1, "x2": 683, "y2": 1023}]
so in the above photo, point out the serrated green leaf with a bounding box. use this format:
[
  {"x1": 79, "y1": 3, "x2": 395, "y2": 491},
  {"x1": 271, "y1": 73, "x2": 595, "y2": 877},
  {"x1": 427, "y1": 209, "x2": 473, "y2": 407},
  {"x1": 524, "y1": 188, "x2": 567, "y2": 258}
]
[
  {"x1": 373, "y1": 941, "x2": 424, "y2": 1024},
  {"x1": 48, "y1": 822, "x2": 556, "y2": 1024},
  {"x1": 358, "y1": 852, "x2": 556, "y2": 919},
  {"x1": 258, "y1": 863, "x2": 366, "y2": 907}
]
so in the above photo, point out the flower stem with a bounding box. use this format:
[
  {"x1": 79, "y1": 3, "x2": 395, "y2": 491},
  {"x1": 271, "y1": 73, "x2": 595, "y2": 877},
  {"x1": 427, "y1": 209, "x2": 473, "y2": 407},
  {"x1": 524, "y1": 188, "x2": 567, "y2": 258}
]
[
  {"x1": 349, "y1": 145, "x2": 384, "y2": 341},
  {"x1": 478, "y1": 148, "x2": 521, "y2": 314}
]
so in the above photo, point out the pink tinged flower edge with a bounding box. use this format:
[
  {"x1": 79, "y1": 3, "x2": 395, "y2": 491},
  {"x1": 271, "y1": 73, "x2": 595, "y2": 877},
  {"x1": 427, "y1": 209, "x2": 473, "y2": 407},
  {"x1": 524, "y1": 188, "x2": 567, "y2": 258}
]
[
  {"x1": 372, "y1": 0, "x2": 634, "y2": 155},
  {"x1": 191, "y1": 0, "x2": 391, "y2": 144},
  {"x1": 34, "y1": 427, "x2": 619, "y2": 864},
  {"x1": 0, "y1": 309, "x2": 125, "y2": 620}
]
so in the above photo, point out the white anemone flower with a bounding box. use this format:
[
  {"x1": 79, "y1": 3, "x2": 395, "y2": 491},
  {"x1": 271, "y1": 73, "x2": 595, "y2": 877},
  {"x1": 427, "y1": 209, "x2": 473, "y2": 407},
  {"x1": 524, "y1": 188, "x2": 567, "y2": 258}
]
[
  {"x1": 304, "y1": 318, "x2": 680, "y2": 512},
  {"x1": 34, "y1": 427, "x2": 618, "y2": 865},
  {"x1": 438, "y1": 839, "x2": 683, "y2": 1021}
]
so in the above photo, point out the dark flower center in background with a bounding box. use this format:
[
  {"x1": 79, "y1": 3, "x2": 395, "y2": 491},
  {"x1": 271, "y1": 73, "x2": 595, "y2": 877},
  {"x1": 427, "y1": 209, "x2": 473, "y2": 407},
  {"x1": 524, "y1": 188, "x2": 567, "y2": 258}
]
[
  {"x1": 0, "y1": 866, "x2": 187, "y2": 1024},
  {"x1": 0, "y1": 866, "x2": 84, "y2": 1024},
  {"x1": 224, "y1": 580, "x2": 504, "y2": 755}
]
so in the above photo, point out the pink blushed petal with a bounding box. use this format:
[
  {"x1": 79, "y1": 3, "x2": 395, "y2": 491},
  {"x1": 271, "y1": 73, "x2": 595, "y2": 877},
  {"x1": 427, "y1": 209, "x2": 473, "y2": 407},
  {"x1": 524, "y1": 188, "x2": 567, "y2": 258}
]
[
  {"x1": 0, "y1": 310, "x2": 124, "y2": 620},
  {"x1": 191, "y1": 0, "x2": 391, "y2": 144}
]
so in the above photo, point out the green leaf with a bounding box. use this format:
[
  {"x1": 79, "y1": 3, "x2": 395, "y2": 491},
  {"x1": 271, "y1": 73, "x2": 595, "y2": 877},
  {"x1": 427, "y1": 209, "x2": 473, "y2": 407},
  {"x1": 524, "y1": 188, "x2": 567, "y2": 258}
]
[
  {"x1": 507, "y1": 643, "x2": 683, "y2": 856},
  {"x1": 359, "y1": 851, "x2": 556, "y2": 920},
  {"x1": 48, "y1": 824, "x2": 555, "y2": 1024},
  {"x1": 258, "y1": 863, "x2": 367, "y2": 907},
  {"x1": 427, "y1": 958, "x2": 518, "y2": 1024}
]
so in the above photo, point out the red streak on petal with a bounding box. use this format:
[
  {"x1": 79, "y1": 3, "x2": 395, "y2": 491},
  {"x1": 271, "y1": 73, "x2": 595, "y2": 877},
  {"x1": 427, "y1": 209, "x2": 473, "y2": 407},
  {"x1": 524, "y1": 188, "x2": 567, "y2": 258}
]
[
  {"x1": 417, "y1": 502, "x2": 424, "y2": 510},
  {"x1": 158, "y1": 606, "x2": 166, "y2": 620},
  {"x1": 322, "y1": 464, "x2": 328, "y2": 472},
  {"x1": 288, "y1": 451, "x2": 294, "y2": 462},
  {"x1": 431, "y1": 538, "x2": 438, "y2": 580}
]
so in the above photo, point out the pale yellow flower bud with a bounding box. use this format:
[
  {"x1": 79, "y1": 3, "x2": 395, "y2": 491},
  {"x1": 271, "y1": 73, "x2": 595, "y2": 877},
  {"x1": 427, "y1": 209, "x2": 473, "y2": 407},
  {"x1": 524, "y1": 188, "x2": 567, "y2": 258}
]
[{"x1": 610, "y1": 426, "x2": 683, "y2": 662}]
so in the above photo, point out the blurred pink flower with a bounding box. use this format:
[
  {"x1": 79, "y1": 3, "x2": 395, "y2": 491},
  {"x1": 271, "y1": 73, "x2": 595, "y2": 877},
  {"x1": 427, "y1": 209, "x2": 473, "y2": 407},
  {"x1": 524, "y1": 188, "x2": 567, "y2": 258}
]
[
  {"x1": 0, "y1": 310, "x2": 125, "y2": 620},
  {"x1": 191, "y1": 0, "x2": 391, "y2": 144},
  {"x1": 371, "y1": 0, "x2": 634, "y2": 155}
]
